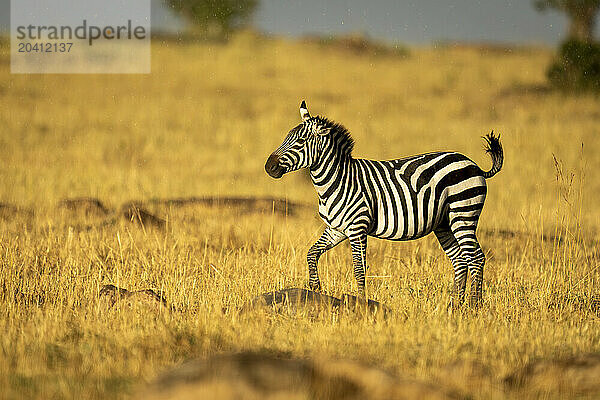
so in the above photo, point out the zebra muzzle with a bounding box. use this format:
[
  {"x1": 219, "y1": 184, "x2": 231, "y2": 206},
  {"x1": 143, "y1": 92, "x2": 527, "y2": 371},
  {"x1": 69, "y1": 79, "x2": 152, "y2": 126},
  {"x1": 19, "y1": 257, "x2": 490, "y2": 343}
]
[{"x1": 265, "y1": 154, "x2": 285, "y2": 179}]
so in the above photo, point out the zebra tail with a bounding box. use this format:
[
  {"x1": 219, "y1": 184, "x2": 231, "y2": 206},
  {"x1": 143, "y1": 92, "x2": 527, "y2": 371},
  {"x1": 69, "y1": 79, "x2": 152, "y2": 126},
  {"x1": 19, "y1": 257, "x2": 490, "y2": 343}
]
[{"x1": 481, "y1": 131, "x2": 503, "y2": 179}]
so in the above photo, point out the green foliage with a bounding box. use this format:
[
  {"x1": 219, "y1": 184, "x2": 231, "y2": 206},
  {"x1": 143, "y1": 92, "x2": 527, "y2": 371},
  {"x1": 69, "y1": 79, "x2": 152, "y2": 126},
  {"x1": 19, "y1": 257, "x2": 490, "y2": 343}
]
[
  {"x1": 547, "y1": 39, "x2": 600, "y2": 92},
  {"x1": 164, "y1": 0, "x2": 258, "y2": 37}
]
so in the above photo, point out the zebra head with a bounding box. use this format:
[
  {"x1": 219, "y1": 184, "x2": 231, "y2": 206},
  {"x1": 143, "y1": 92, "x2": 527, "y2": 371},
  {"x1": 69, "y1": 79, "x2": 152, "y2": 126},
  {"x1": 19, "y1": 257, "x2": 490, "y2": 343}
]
[{"x1": 265, "y1": 101, "x2": 331, "y2": 179}]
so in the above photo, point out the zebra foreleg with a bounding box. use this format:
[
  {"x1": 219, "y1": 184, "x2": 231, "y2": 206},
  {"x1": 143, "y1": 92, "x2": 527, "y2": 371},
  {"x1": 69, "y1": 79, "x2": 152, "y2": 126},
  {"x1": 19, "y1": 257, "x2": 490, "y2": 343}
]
[
  {"x1": 348, "y1": 232, "x2": 368, "y2": 298},
  {"x1": 306, "y1": 228, "x2": 347, "y2": 292}
]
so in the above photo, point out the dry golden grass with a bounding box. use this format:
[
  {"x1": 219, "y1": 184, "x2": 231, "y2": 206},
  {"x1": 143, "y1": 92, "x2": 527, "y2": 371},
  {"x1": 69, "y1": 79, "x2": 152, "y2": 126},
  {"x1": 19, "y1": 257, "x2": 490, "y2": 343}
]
[{"x1": 0, "y1": 32, "x2": 599, "y2": 399}]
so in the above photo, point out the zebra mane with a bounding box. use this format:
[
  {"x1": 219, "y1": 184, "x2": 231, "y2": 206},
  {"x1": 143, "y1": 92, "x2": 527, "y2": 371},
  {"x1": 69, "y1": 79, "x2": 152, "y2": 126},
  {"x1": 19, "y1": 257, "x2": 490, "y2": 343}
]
[{"x1": 316, "y1": 117, "x2": 355, "y2": 157}]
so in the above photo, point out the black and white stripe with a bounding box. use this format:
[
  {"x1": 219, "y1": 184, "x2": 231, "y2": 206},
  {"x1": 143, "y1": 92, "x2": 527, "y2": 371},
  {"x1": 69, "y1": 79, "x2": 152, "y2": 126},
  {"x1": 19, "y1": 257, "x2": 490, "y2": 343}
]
[{"x1": 265, "y1": 101, "x2": 503, "y2": 306}]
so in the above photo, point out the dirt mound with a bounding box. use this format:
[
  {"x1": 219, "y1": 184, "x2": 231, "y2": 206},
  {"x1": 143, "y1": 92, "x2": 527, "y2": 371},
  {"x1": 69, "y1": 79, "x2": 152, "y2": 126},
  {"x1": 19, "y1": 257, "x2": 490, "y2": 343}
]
[
  {"x1": 121, "y1": 202, "x2": 167, "y2": 230},
  {"x1": 0, "y1": 202, "x2": 34, "y2": 220},
  {"x1": 504, "y1": 353, "x2": 600, "y2": 396},
  {"x1": 99, "y1": 284, "x2": 168, "y2": 310},
  {"x1": 149, "y1": 196, "x2": 309, "y2": 217},
  {"x1": 0, "y1": 196, "x2": 309, "y2": 231},
  {"x1": 58, "y1": 197, "x2": 111, "y2": 217},
  {"x1": 139, "y1": 352, "x2": 454, "y2": 400},
  {"x1": 240, "y1": 288, "x2": 390, "y2": 318}
]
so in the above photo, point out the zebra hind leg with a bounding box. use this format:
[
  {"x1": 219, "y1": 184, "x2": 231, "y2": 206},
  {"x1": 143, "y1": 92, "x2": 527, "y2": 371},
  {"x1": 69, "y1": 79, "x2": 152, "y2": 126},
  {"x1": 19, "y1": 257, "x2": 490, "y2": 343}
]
[
  {"x1": 434, "y1": 228, "x2": 468, "y2": 308},
  {"x1": 467, "y1": 238, "x2": 485, "y2": 308},
  {"x1": 449, "y1": 222, "x2": 486, "y2": 309}
]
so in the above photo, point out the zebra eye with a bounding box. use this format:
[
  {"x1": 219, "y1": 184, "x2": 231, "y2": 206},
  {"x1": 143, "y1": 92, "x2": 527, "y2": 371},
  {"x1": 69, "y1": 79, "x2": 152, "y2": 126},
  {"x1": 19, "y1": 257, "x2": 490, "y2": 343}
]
[{"x1": 296, "y1": 137, "x2": 306, "y2": 145}]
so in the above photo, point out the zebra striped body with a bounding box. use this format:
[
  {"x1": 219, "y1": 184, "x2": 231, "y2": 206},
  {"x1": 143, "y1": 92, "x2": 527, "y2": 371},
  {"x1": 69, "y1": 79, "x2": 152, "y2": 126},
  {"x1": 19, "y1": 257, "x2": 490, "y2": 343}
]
[
  {"x1": 265, "y1": 101, "x2": 503, "y2": 305},
  {"x1": 315, "y1": 153, "x2": 487, "y2": 241}
]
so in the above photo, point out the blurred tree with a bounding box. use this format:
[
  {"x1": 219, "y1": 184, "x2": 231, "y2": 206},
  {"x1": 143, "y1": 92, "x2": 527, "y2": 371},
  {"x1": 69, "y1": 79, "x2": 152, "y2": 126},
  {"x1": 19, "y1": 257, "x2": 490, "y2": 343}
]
[
  {"x1": 547, "y1": 39, "x2": 600, "y2": 91},
  {"x1": 536, "y1": 1, "x2": 600, "y2": 91},
  {"x1": 534, "y1": 0, "x2": 600, "y2": 41},
  {"x1": 164, "y1": 0, "x2": 258, "y2": 37}
]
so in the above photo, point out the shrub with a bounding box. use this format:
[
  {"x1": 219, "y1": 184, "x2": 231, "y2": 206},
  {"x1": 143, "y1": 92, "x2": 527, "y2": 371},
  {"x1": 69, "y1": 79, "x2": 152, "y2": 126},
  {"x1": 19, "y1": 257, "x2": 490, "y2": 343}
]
[
  {"x1": 547, "y1": 39, "x2": 600, "y2": 92},
  {"x1": 164, "y1": 0, "x2": 258, "y2": 39}
]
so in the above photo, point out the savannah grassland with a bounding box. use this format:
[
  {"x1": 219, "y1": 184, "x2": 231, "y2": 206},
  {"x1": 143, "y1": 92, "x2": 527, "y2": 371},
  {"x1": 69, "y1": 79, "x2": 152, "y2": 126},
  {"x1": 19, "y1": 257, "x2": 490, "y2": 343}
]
[{"x1": 0, "y1": 32, "x2": 599, "y2": 399}]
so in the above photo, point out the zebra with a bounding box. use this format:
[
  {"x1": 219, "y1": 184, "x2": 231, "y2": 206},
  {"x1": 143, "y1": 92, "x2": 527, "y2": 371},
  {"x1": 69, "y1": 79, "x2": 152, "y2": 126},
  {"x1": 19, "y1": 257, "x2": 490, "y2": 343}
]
[{"x1": 265, "y1": 101, "x2": 503, "y2": 306}]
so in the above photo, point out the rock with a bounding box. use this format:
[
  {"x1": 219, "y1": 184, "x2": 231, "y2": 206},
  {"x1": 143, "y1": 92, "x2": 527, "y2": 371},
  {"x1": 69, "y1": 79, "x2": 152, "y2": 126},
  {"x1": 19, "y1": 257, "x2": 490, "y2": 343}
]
[
  {"x1": 504, "y1": 353, "x2": 600, "y2": 396},
  {"x1": 340, "y1": 293, "x2": 392, "y2": 316},
  {"x1": 99, "y1": 284, "x2": 168, "y2": 309},
  {"x1": 241, "y1": 288, "x2": 338, "y2": 313},
  {"x1": 138, "y1": 352, "x2": 454, "y2": 400},
  {"x1": 240, "y1": 288, "x2": 390, "y2": 317}
]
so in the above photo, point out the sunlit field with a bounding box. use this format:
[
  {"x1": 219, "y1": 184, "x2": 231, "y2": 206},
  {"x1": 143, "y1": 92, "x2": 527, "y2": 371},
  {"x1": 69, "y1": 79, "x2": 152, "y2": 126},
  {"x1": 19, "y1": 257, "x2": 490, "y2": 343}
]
[{"x1": 0, "y1": 32, "x2": 599, "y2": 399}]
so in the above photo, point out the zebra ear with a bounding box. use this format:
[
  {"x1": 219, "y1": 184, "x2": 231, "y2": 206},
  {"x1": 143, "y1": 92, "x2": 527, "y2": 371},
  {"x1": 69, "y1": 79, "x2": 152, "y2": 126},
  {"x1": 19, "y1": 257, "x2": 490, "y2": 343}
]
[{"x1": 300, "y1": 100, "x2": 311, "y2": 121}]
